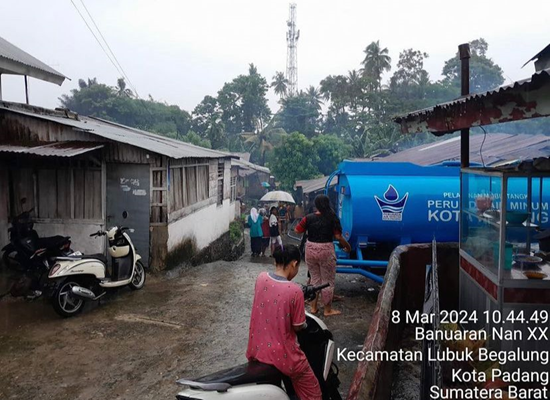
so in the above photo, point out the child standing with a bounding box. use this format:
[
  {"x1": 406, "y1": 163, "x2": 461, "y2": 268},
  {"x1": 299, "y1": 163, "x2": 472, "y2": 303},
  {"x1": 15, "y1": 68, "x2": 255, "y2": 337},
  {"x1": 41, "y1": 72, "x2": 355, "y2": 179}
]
[{"x1": 246, "y1": 245, "x2": 322, "y2": 400}]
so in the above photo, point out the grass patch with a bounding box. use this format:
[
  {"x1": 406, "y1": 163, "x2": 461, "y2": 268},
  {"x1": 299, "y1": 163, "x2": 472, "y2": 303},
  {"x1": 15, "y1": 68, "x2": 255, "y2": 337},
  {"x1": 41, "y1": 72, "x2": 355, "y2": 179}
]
[{"x1": 229, "y1": 221, "x2": 243, "y2": 244}]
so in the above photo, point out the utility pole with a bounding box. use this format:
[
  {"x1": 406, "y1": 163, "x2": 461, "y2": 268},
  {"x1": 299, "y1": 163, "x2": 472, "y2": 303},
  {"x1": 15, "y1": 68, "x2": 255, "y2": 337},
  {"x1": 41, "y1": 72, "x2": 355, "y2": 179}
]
[
  {"x1": 286, "y1": 3, "x2": 299, "y2": 96},
  {"x1": 459, "y1": 43, "x2": 470, "y2": 168}
]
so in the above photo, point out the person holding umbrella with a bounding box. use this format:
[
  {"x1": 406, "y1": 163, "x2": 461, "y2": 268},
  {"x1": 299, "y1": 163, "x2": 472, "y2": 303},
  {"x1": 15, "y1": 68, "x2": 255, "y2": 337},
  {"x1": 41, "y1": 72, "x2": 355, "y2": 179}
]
[{"x1": 295, "y1": 194, "x2": 351, "y2": 316}]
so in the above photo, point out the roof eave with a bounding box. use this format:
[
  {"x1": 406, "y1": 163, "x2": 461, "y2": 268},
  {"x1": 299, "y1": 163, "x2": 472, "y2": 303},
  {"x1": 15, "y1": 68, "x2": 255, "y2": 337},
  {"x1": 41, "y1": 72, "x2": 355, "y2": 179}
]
[
  {"x1": 0, "y1": 58, "x2": 66, "y2": 85},
  {"x1": 394, "y1": 69, "x2": 550, "y2": 135}
]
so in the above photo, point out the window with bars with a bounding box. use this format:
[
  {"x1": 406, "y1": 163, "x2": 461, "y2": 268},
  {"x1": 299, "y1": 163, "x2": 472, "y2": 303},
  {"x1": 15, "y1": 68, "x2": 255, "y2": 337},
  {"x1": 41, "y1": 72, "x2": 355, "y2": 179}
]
[
  {"x1": 217, "y1": 162, "x2": 224, "y2": 206},
  {"x1": 169, "y1": 164, "x2": 210, "y2": 213}
]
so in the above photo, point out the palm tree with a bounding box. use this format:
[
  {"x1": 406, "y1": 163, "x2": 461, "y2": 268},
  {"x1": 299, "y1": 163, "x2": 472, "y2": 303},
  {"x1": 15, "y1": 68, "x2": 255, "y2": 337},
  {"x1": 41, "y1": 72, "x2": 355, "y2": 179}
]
[
  {"x1": 304, "y1": 86, "x2": 323, "y2": 110},
  {"x1": 77, "y1": 77, "x2": 99, "y2": 89},
  {"x1": 271, "y1": 71, "x2": 289, "y2": 99},
  {"x1": 348, "y1": 70, "x2": 360, "y2": 86},
  {"x1": 361, "y1": 41, "x2": 392, "y2": 91},
  {"x1": 115, "y1": 77, "x2": 134, "y2": 98},
  {"x1": 241, "y1": 127, "x2": 286, "y2": 165}
]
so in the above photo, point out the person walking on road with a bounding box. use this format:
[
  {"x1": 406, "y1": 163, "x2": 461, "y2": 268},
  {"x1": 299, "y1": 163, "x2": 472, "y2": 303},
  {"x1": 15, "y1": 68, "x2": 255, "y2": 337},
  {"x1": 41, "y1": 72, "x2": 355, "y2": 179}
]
[
  {"x1": 269, "y1": 206, "x2": 283, "y2": 255},
  {"x1": 248, "y1": 207, "x2": 263, "y2": 257},
  {"x1": 295, "y1": 194, "x2": 351, "y2": 316}
]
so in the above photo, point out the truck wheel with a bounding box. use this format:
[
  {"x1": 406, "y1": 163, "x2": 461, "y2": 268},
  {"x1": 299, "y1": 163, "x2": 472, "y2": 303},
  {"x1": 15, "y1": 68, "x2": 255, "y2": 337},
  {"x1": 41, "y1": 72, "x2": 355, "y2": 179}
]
[
  {"x1": 52, "y1": 280, "x2": 84, "y2": 318},
  {"x1": 129, "y1": 260, "x2": 146, "y2": 291}
]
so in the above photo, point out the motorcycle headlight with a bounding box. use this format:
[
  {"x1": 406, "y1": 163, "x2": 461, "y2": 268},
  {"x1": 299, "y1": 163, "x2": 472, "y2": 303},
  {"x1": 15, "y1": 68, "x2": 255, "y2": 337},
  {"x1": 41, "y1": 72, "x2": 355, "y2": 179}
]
[{"x1": 49, "y1": 263, "x2": 62, "y2": 277}]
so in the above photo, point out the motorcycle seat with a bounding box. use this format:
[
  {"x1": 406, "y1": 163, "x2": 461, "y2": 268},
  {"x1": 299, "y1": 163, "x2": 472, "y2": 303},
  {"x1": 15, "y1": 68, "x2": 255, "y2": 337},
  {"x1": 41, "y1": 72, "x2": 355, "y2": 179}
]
[
  {"x1": 36, "y1": 235, "x2": 70, "y2": 249},
  {"x1": 177, "y1": 361, "x2": 283, "y2": 392},
  {"x1": 58, "y1": 254, "x2": 108, "y2": 264}
]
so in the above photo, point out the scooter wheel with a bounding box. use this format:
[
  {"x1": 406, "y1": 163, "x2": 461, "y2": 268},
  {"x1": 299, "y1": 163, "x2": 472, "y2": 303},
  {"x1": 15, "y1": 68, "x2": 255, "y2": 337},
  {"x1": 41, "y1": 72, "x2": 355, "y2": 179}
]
[
  {"x1": 52, "y1": 280, "x2": 85, "y2": 318},
  {"x1": 129, "y1": 260, "x2": 146, "y2": 291}
]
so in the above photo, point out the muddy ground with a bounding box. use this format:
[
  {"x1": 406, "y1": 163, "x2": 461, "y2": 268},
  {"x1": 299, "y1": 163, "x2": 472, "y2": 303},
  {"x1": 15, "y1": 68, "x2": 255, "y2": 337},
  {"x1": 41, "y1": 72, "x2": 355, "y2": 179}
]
[{"x1": 0, "y1": 236, "x2": 378, "y2": 400}]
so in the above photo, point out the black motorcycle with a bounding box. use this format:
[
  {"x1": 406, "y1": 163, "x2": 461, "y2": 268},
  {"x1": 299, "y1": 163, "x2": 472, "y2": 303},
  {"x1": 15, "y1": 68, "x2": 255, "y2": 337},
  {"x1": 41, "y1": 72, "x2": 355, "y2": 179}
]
[
  {"x1": 1, "y1": 202, "x2": 72, "y2": 299},
  {"x1": 2, "y1": 205, "x2": 72, "y2": 271}
]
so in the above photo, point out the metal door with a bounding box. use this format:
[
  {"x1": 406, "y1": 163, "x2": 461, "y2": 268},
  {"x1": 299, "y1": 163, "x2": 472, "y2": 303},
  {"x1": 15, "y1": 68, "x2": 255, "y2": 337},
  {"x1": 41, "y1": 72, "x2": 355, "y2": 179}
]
[{"x1": 106, "y1": 164, "x2": 150, "y2": 267}]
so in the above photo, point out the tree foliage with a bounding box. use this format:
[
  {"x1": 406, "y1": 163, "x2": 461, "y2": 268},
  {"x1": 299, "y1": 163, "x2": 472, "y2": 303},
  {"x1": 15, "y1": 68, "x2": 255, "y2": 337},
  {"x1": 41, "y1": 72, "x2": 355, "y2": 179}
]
[
  {"x1": 312, "y1": 135, "x2": 351, "y2": 175},
  {"x1": 361, "y1": 40, "x2": 392, "y2": 91},
  {"x1": 275, "y1": 89, "x2": 322, "y2": 138},
  {"x1": 269, "y1": 132, "x2": 320, "y2": 191},
  {"x1": 442, "y1": 38, "x2": 504, "y2": 93},
  {"x1": 217, "y1": 63, "x2": 271, "y2": 135},
  {"x1": 271, "y1": 71, "x2": 289, "y2": 99},
  {"x1": 59, "y1": 78, "x2": 192, "y2": 139},
  {"x1": 58, "y1": 37, "x2": 542, "y2": 194}
]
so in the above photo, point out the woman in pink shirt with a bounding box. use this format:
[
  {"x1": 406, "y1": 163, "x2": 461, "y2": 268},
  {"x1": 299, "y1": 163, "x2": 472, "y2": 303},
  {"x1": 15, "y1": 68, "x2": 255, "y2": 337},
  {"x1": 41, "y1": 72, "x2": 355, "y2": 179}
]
[{"x1": 246, "y1": 245, "x2": 322, "y2": 400}]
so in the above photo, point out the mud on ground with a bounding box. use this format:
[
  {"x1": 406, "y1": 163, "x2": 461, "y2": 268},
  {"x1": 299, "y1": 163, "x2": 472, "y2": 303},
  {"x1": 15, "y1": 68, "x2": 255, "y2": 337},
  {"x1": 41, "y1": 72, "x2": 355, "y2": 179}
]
[{"x1": 0, "y1": 238, "x2": 378, "y2": 400}]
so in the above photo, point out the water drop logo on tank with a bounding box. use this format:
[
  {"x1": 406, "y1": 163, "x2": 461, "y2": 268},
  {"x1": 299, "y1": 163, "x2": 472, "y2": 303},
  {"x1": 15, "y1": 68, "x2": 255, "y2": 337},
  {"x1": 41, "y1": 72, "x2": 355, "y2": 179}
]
[{"x1": 375, "y1": 185, "x2": 409, "y2": 222}]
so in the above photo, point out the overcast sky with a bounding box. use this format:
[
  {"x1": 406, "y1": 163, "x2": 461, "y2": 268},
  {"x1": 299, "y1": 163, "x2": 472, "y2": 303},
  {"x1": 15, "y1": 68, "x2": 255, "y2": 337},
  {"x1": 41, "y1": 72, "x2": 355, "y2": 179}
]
[{"x1": 1, "y1": 0, "x2": 549, "y2": 114}]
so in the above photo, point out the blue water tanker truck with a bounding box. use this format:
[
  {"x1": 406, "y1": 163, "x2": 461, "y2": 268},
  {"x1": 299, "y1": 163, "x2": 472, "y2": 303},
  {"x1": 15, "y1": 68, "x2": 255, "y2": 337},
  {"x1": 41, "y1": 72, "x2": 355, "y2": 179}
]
[{"x1": 328, "y1": 160, "x2": 549, "y2": 283}]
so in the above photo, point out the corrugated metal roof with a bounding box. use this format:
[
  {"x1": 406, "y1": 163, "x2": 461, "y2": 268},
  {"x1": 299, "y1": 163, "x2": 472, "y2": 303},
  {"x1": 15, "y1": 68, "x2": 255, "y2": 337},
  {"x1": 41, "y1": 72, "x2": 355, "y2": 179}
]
[
  {"x1": 295, "y1": 175, "x2": 338, "y2": 194},
  {"x1": 394, "y1": 68, "x2": 550, "y2": 135},
  {"x1": 233, "y1": 152, "x2": 251, "y2": 162},
  {"x1": 366, "y1": 133, "x2": 550, "y2": 166},
  {"x1": 395, "y1": 68, "x2": 550, "y2": 120},
  {"x1": 0, "y1": 141, "x2": 103, "y2": 157},
  {"x1": 0, "y1": 104, "x2": 234, "y2": 160},
  {"x1": 231, "y1": 157, "x2": 270, "y2": 175},
  {"x1": 0, "y1": 36, "x2": 67, "y2": 85}
]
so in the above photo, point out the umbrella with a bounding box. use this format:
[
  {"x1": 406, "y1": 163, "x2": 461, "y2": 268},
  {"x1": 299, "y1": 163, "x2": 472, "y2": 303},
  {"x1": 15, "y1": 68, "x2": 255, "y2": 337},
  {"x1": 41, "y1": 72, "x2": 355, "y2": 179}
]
[
  {"x1": 260, "y1": 190, "x2": 295, "y2": 204},
  {"x1": 261, "y1": 182, "x2": 271, "y2": 188}
]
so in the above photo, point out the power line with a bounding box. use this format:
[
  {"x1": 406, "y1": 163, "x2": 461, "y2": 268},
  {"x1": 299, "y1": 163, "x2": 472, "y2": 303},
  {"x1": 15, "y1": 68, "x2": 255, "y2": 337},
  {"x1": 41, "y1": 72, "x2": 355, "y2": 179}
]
[
  {"x1": 77, "y1": 0, "x2": 141, "y2": 98},
  {"x1": 69, "y1": 0, "x2": 155, "y2": 122},
  {"x1": 69, "y1": 0, "x2": 126, "y2": 82}
]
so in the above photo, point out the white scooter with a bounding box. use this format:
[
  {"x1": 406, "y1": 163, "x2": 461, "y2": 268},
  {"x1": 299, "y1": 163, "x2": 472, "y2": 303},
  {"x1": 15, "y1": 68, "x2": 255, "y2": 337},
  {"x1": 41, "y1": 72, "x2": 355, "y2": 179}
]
[
  {"x1": 47, "y1": 226, "x2": 146, "y2": 317},
  {"x1": 175, "y1": 284, "x2": 342, "y2": 400}
]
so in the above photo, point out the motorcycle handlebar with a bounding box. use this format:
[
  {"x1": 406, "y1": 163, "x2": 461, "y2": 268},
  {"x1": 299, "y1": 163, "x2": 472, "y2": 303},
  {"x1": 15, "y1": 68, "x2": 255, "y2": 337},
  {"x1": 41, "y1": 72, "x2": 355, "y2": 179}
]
[
  {"x1": 302, "y1": 283, "x2": 330, "y2": 302},
  {"x1": 90, "y1": 231, "x2": 106, "y2": 237},
  {"x1": 90, "y1": 227, "x2": 132, "y2": 237}
]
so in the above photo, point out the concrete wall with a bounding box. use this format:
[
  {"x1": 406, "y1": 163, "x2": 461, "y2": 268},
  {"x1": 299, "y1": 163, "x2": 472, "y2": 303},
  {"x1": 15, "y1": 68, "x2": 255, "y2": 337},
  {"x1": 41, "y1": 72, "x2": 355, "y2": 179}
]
[
  {"x1": 167, "y1": 198, "x2": 235, "y2": 252},
  {"x1": 347, "y1": 243, "x2": 459, "y2": 400},
  {"x1": 34, "y1": 222, "x2": 105, "y2": 255}
]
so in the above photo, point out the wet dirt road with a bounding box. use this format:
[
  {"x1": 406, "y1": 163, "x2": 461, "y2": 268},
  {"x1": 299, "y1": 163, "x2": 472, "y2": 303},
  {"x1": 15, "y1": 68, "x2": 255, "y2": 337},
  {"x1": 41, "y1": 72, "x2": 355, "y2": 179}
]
[{"x1": 0, "y1": 243, "x2": 378, "y2": 400}]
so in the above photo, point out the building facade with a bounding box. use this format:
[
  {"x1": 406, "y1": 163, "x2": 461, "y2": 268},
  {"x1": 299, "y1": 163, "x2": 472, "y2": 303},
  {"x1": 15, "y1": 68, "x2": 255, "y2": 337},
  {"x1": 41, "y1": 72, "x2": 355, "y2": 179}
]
[{"x1": 0, "y1": 102, "x2": 236, "y2": 270}]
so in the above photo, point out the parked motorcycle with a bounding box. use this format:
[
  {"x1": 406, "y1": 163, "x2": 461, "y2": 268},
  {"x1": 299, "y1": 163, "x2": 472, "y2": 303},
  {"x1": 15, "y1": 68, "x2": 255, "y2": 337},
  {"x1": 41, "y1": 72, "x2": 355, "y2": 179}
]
[
  {"x1": 47, "y1": 226, "x2": 146, "y2": 317},
  {"x1": 1, "y1": 203, "x2": 73, "y2": 300},
  {"x1": 175, "y1": 283, "x2": 342, "y2": 400},
  {"x1": 1, "y1": 202, "x2": 72, "y2": 271}
]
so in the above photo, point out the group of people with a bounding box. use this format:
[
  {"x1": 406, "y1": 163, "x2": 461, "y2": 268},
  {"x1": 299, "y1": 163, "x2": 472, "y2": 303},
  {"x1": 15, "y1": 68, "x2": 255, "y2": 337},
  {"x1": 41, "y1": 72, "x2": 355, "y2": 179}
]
[
  {"x1": 248, "y1": 202, "x2": 305, "y2": 257},
  {"x1": 246, "y1": 194, "x2": 351, "y2": 400}
]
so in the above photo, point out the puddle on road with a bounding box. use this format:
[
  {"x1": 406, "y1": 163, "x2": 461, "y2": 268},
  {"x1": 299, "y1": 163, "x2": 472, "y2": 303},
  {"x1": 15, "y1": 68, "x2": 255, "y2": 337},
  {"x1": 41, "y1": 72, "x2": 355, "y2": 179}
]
[{"x1": 115, "y1": 313, "x2": 184, "y2": 329}]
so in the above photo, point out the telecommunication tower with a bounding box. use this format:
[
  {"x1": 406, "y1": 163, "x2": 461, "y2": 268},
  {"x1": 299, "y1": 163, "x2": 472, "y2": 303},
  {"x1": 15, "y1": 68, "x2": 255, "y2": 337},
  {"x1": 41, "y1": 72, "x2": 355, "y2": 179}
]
[{"x1": 286, "y1": 3, "x2": 299, "y2": 96}]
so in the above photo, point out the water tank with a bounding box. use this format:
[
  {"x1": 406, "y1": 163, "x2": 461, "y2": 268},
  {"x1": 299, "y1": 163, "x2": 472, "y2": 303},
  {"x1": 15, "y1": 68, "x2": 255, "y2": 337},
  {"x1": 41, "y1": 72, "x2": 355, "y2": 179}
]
[{"x1": 336, "y1": 161, "x2": 460, "y2": 248}]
